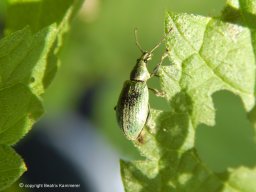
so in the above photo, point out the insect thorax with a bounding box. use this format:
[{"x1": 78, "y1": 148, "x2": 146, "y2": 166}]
[{"x1": 130, "y1": 59, "x2": 150, "y2": 82}]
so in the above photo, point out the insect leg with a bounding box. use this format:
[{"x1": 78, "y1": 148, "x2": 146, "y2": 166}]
[
  {"x1": 150, "y1": 50, "x2": 169, "y2": 77},
  {"x1": 136, "y1": 105, "x2": 150, "y2": 144},
  {"x1": 150, "y1": 28, "x2": 172, "y2": 53},
  {"x1": 146, "y1": 104, "x2": 151, "y2": 124},
  {"x1": 148, "y1": 87, "x2": 165, "y2": 97}
]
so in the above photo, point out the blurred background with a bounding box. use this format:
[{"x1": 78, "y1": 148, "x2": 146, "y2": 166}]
[{"x1": 1, "y1": 0, "x2": 256, "y2": 191}]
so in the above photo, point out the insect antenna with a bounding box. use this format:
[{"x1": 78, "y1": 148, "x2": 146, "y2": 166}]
[
  {"x1": 150, "y1": 28, "x2": 172, "y2": 53},
  {"x1": 134, "y1": 28, "x2": 145, "y2": 53}
]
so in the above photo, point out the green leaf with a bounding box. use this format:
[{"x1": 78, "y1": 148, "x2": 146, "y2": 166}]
[
  {"x1": 0, "y1": 25, "x2": 57, "y2": 94},
  {"x1": 222, "y1": 0, "x2": 256, "y2": 29},
  {"x1": 164, "y1": 12, "x2": 255, "y2": 127},
  {"x1": 0, "y1": 84, "x2": 43, "y2": 145},
  {"x1": 0, "y1": 26, "x2": 55, "y2": 145},
  {"x1": 0, "y1": 145, "x2": 26, "y2": 191},
  {"x1": 121, "y1": 11, "x2": 256, "y2": 192},
  {"x1": 221, "y1": 0, "x2": 256, "y2": 131},
  {"x1": 121, "y1": 110, "x2": 256, "y2": 192},
  {"x1": 5, "y1": 0, "x2": 84, "y2": 91},
  {"x1": 0, "y1": 26, "x2": 54, "y2": 191},
  {"x1": 6, "y1": 0, "x2": 83, "y2": 33},
  {"x1": 0, "y1": 0, "x2": 84, "y2": 190},
  {"x1": 225, "y1": 167, "x2": 256, "y2": 191}
]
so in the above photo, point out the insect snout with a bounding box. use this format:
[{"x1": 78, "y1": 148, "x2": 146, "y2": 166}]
[{"x1": 142, "y1": 52, "x2": 152, "y2": 62}]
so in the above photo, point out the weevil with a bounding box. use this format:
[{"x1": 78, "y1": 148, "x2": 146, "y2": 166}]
[{"x1": 115, "y1": 29, "x2": 169, "y2": 141}]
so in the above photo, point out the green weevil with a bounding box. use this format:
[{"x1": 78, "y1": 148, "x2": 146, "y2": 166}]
[{"x1": 115, "y1": 30, "x2": 168, "y2": 141}]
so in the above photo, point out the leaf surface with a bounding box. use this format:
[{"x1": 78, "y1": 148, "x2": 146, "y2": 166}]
[
  {"x1": 0, "y1": 0, "x2": 84, "y2": 190},
  {"x1": 121, "y1": 8, "x2": 256, "y2": 192}
]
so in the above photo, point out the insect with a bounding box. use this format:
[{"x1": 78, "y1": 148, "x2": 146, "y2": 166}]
[{"x1": 115, "y1": 29, "x2": 169, "y2": 141}]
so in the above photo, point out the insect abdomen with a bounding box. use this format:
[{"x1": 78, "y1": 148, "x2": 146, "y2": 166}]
[{"x1": 116, "y1": 80, "x2": 149, "y2": 140}]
